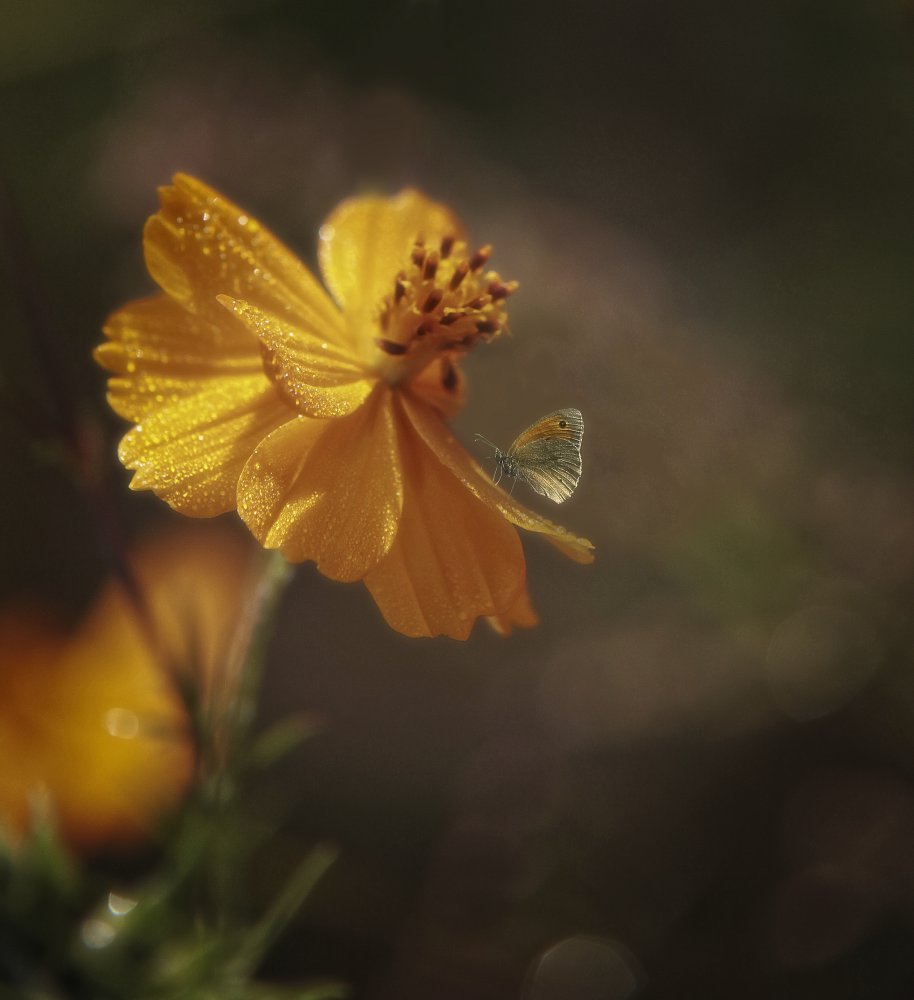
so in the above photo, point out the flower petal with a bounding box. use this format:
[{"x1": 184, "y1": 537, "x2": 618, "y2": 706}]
[
  {"x1": 0, "y1": 605, "x2": 191, "y2": 850},
  {"x1": 118, "y1": 375, "x2": 289, "y2": 516},
  {"x1": 410, "y1": 355, "x2": 467, "y2": 421},
  {"x1": 219, "y1": 296, "x2": 375, "y2": 419},
  {"x1": 144, "y1": 174, "x2": 349, "y2": 347},
  {"x1": 486, "y1": 585, "x2": 539, "y2": 636},
  {"x1": 364, "y1": 397, "x2": 526, "y2": 639},
  {"x1": 318, "y1": 189, "x2": 464, "y2": 353},
  {"x1": 51, "y1": 620, "x2": 191, "y2": 847},
  {"x1": 237, "y1": 385, "x2": 402, "y2": 580},
  {"x1": 402, "y1": 391, "x2": 596, "y2": 563},
  {"x1": 97, "y1": 295, "x2": 264, "y2": 421}
]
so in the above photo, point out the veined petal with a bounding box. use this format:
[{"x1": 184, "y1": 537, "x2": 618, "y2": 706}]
[
  {"x1": 318, "y1": 189, "x2": 464, "y2": 355},
  {"x1": 237, "y1": 385, "x2": 402, "y2": 581},
  {"x1": 487, "y1": 585, "x2": 539, "y2": 636},
  {"x1": 364, "y1": 396, "x2": 526, "y2": 640},
  {"x1": 219, "y1": 296, "x2": 375, "y2": 419},
  {"x1": 118, "y1": 375, "x2": 289, "y2": 516},
  {"x1": 144, "y1": 174, "x2": 349, "y2": 348},
  {"x1": 97, "y1": 295, "x2": 264, "y2": 421},
  {"x1": 402, "y1": 391, "x2": 595, "y2": 564}
]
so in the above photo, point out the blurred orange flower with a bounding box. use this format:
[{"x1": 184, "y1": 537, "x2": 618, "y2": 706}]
[
  {"x1": 96, "y1": 176, "x2": 593, "y2": 638},
  {"x1": 0, "y1": 528, "x2": 260, "y2": 851}
]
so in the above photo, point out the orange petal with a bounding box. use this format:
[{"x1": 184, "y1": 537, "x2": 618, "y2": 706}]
[
  {"x1": 219, "y1": 296, "x2": 375, "y2": 419},
  {"x1": 0, "y1": 606, "x2": 190, "y2": 850},
  {"x1": 0, "y1": 611, "x2": 69, "y2": 839},
  {"x1": 237, "y1": 385, "x2": 402, "y2": 580},
  {"x1": 363, "y1": 396, "x2": 526, "y2": 639},
  {"x1": 317, "y1": 190, "x2": 464, "y2": 355},
  {"x1": 50, "y1": 622, "x2": 191, "y2": 848},
  {"x1": 486, "y1": 584, "x2": 539, "y2": 636},
  {"x1": 85, "y1": 525, "x2": 263, "y2": 730},
  {"x1": 410, "y1": 355, "x2": 467, "y2": 421},
  {"x1": 118, "y1": 375, "x2": 290, "y2": 516},
  {"x1": 97, "y1": 295, "x2": 264, "y2": 421},
  {"x1": 144, "y1": 174, "x2": 349, "y2": 348},
  {"x1": 402, "y1": 391, "x2": 595, "y2": 563}
]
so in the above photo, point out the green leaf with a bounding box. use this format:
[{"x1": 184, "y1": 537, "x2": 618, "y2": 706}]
[
  {"x1": 248, "y1": 714, "x2": 324, "y2": 770},
  {"x1": 230, "y1": 843, "x2": 338, "y2": 977}
]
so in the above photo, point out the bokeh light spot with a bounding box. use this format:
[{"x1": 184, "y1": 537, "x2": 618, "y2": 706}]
[
  {"x1": 104, "y1": 707, "x2": 141, "y2": 739},
  {"x1": 525, "y1": 935, "x2": 641, "y2": 1000},
  {"x1": 81, "y1": 918, "x2": 115, "y2": 950}
]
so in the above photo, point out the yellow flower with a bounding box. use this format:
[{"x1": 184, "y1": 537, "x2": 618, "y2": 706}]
[
  {"x1": 96, "y1": 176, "x2": 593, "y2": 639},
  {"x1": 0, "y1": 527, "x2": 260, "y2": 851}
]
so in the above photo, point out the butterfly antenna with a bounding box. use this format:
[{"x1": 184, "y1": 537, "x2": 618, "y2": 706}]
[{"x1": 474, "y1": 433, "x2": 499, "y2": 452}]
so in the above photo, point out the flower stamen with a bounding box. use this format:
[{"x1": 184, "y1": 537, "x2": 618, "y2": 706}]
[
  {"x1": 376, "y1": 338, "x2": 409, "y2": 355},
  {"x1": 449, "y1": 261, "x2": 469, "y2": 291},
  {"x1": 422, "y1": 289, "x2": 444, "y2": 313},
  {"x1": 373, "y1": 236, "x2": 516, "y2": 387},
  {"x1": 469, "y1": 245, "x2": 491, "y2": 271},
  {"x1": 423, "y1": 252, "x2": 440, "y2": 281}
]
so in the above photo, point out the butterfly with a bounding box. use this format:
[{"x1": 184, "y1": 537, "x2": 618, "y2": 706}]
[{"x1": 475, "y1": 408, "x2": 584, "y2": 503}]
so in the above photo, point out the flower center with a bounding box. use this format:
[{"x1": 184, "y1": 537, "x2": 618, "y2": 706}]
[{"x1": 372, "y1": 233, "x2": 517, "y2": 387}]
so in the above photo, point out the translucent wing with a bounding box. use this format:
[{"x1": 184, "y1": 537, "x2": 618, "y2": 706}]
[
  {"x1": 515, "y1": 444, "x2": 582, "y2": 502},
  {"x1": 509, "y1": 408, "x2": 584, "y2": 504},
  {"x1": 507, "y1": 408, "x2": 583, "y2": 454}
]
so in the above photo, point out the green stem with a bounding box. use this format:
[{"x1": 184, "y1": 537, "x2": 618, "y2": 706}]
[
  {"x1": 224, "y1": 550, "x2": 295, "y2": 769},
  {"x1": 201, "y1": 549, "x2": 294, "y2": 923}
]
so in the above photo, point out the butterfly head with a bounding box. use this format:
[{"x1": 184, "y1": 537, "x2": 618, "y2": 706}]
[{"x1": 496, "y1": 451, "x2": 519, "y2": 479}]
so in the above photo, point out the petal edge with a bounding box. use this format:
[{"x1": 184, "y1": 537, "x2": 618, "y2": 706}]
[{"x1": 403, "y1": 392, "x2": 595, "y2": 564}]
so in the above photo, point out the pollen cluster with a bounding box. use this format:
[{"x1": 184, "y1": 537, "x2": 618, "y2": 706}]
[{"x1": 374, "y1": 233, "x2": 517, "y2": 381}]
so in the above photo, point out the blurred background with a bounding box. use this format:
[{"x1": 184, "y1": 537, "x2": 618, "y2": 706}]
[{"x1": 2, "y1": 1, "x2": 914, "y2": 997}]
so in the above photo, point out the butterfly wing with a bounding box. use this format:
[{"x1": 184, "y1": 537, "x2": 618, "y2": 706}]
[
  {"x1": 508, "y1": 408, "x2": 584, "y2": 503},
  {"x1": 508, "y1": 408, "x2": 583, "y2": 452},
  {"x1": 515, "y1": 443, "x2": 582, "y2": 503}
]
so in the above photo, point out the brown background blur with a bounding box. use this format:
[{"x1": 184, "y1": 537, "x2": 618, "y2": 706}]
[{"x1": 2, "y1": 2, "x2": 914, "y2": 997}]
